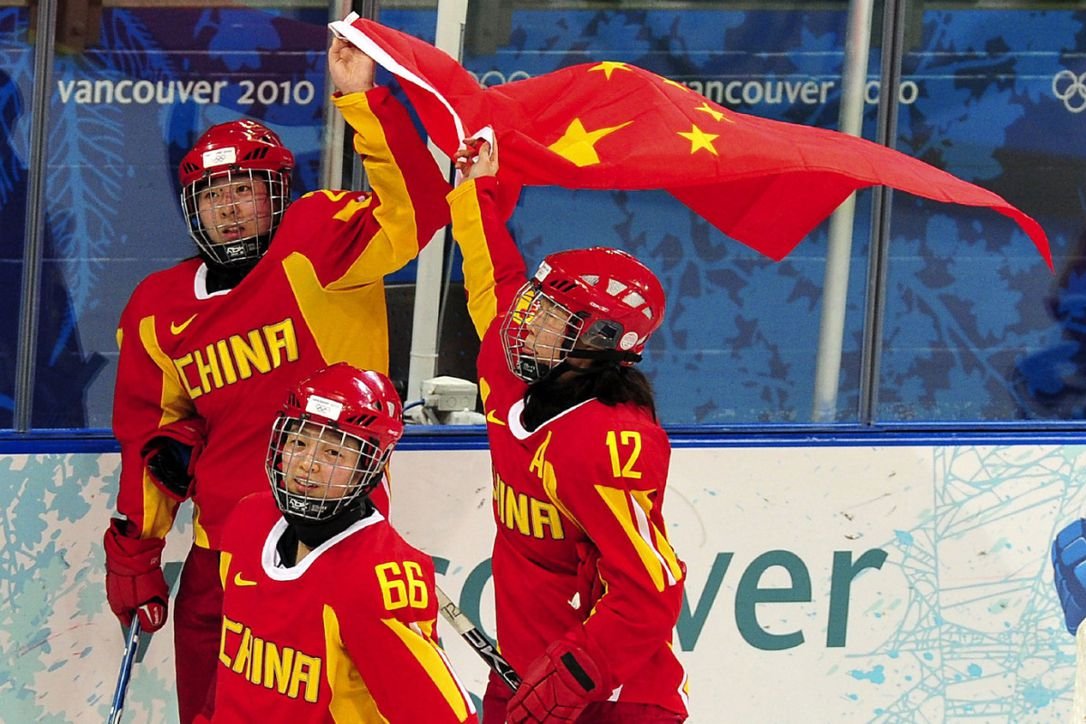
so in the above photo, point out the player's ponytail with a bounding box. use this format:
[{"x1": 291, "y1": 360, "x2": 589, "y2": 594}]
[{"x1": 522, "y1": 362, "x2": 657, "y2": 431}]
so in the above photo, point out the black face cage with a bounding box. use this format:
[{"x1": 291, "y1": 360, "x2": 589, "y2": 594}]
[
  {"x1": 180, "y1": 168, "x2": 290, "y2": 267},
  {"x1": 266, "y1": 416, "x2": 390, "y2": 522},
  {"x1": 500, "y1": 282, "x2": 585, "y2": 383}
]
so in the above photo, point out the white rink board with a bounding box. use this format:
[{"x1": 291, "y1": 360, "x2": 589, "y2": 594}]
[{"x1": 1, "y1": 443, "x2": 1078, "y2": 722}]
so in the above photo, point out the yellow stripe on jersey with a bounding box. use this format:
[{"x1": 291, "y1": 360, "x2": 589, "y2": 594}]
[
  {"x1": 300, "y1": 190, "x2": 375, "y2": 225},
  {"x1": 594, "y1": 485, "x2": 683, "y2": 592},
  {"x1": 379, "y1": 617, "x2": 472, "y2": 722},
  {"x1": 332, "y1": 192, "x2": 374, "y2": 223},
  {"x1": 629, "y1": 489, "x2": 684, "y2": 584},
  {"x1": 534, "y1": 431, "x2": 587, "y2": 535},
  {"x1": 192, "y1": 505, "x2": 210, "y2": 549},
  {"x1": 479, "y1": 379, "x2": 508, "y2": 427},
  {"x1": 541, "y1": 459, "x2": 583, "y2": 532},
  {"x1": 218, "y1": 551, "x2": 232, "y2": 590},
  {"x1": 136, "y1": 315, "x2": 190, "y2": 539},
  {"x1": 322, "y1": 605, "x2": 390, "y2": 724},
  {"x1": 281, "y1": 252, "x2": 390, "y2": 374},
  {"x1": 448, "y1": 181, "x2": 500, "y2": 339},
  {"x1": 536, "y1": 432, "x2": 587, "y2": 535},
  {"x1": 137, "y1": 315, "x2": 195, "y2": 424},
  {"x1": 336, "y1": 93, "x2": 423, "y2": 282}
]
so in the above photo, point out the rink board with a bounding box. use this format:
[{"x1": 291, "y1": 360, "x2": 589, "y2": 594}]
[{"x1": 0, "y1": 443, "x2": 1075, "y2": 721}]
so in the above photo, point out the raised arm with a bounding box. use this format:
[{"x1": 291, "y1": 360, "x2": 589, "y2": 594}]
[
  {"x1": 300, "y1": 39, "x2": 450, "y2": 285},
  {"x1": 447, "y1": 140, "x2": 528, "y2": 339}
]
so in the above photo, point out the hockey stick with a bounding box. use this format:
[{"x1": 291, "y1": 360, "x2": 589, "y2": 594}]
[
  {"x1": 107, "y1": 619, "x2": 141, "y2": 724},
  {"x1": 435, "y1": 585, "x2": 521, "y2": 692}
]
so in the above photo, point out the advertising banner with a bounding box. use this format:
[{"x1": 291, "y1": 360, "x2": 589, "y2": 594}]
[
  {"x1": 395, "y1": 444, "x2": 1072, "y2": 721},
  {"x1": 1, "y1": 442, "x2": 1075, "y2": 721}
]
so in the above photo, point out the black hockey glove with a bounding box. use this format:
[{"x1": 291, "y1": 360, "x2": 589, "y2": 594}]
[{"x1": 140, "y1": 417, "x2": 207, "y2": 501}]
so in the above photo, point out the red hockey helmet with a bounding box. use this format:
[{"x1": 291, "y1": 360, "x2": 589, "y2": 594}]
[
  {"x1": 500, "y1": 247, "x2": 666, "y2": 383},
  {"x1": 178, "y1": 120, "x2": 294, "y2": 267},
  {"x1": 266, "y1": 363, "x2": 404, "y2": 522}
]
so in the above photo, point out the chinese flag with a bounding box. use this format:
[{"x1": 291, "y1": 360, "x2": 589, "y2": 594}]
[{"x1": 331, "y1": 16, "x2": 1051, "y2": 268}]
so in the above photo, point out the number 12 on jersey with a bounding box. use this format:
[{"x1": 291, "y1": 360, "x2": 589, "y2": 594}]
[{"x1": 606, "y1": 430, "x2": 642, "y2": 479}]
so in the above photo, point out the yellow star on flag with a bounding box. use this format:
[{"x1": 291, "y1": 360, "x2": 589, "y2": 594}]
[
  {"x1": 678, "y1": 124, "x2": 720, "y2": 156},
  {"x1": 549, "y1": 118, "x2": 633, "y2": 167},
  {"x1": 695, "y1": 101, "x2": 731, "y2": 123},
  {"x1": 589, "y1": 61, "x2": 631, "y2": 80},
  {"x1": 662, "y1": 78, "x2": 690, "y2": 92}
]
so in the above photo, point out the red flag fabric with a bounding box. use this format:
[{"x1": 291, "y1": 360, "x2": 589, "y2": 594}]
[{"x1": 331, "y1": 15, "x2": 1051, "y2": 268}]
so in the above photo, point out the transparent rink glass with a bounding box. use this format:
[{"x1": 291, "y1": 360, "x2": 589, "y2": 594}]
[
  {"x1": 35, "y1": 4, "x2": 336, "y2": 429},
  {"x1": 442, "y1": 1, "x2": 875, "y2": 425},
  {"x1": 876, "y1": 6, "x2": 1084, "y2": 424}
]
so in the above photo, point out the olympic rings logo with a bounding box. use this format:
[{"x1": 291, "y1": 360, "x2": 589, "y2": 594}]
[{"x1": 1052, "y1": 70, "x2": 1086, "y2": 113}]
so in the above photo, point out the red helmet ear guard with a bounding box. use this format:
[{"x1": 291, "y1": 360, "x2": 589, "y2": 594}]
[
  {"x1": 500, "y1": 247, "x2": 666, "y2": 382},
  {"x1": 539, "y1": 247, "x2": 666, "y2": 354},
  {"x1": 266, "y1": 363, "x2": 404, "y2": 522},
  {"x1": 178, "y1": 120, "x2": 294, "y2": 267}
]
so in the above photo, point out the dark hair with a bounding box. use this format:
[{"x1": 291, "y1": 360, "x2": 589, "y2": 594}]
[{"x1": 521, "y1": 362, "x2": 657, "y2": 431}]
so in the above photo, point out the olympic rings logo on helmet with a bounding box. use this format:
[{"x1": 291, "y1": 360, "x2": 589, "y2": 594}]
[{"x1": 1052, "y1": 70, "x2": 1086, "y2": 114}]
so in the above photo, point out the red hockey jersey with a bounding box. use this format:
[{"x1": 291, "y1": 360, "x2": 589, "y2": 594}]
[
  {"x1": 211, "y1": 492, "x2": 474, "y2": 723},
  {"x1": 112, "y1": 88, "x2": 450, "y2": 550},
  {"x1": 448, "y1": 177, "x2": 689, "y2": 715}
]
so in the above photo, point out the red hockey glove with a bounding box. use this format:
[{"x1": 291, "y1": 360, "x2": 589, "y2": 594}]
[
  {"x1": 507, "y1": 640, "x2": 606, "y2": 724},
  {"x1": 103, "y1": 518, "x2": 169, "y2": 632},
  {"x1": 141, "y1": 417, "x2": 207, "y2": 502}
]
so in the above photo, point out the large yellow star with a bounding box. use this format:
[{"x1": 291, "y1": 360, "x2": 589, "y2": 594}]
[
  {"x1": 694, "y1": 101, "x2": 731, "y2": 123},
  {"x1": 549, "y1": 118, "x2": 633, "y2": 167},
  {"x1": 678, "y1": 124, "x2": 719, "y2": 155},
  {"x1": 589, "y1": 61, "x2": 631, "y2": 80}
]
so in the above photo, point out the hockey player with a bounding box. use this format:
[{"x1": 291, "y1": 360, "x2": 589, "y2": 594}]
[
  {"x1": 201, "y1": 363, "x2": 474, "y2": 723},
  {"x1": 446, "y1": 138, "x2": 688, "y2": 723},
  {"x1": 103, "y1": 37, "x2": 451, "y2": 723}
]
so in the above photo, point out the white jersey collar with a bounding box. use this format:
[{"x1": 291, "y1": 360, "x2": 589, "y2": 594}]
[
  {"x1": 506, "y1": 396, "x2": 595, "y2": 441},
  {"x1": 193, "y1": 262, "x2": 232, "y2": 300},
  {"x1": 261, "y1": 511, "x2": 386, "y2": 580}
]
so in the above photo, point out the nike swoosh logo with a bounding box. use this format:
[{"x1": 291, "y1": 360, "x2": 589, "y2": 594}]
[
  {"x1": 233, "y1": 572, "x2": 257, "y2": 588},
  {"x1": 486, "y1": 409, "x2": 505, "y2": 426},
  {"x1": 170, "y1": 314, "x2": 198, "y2": 335}
]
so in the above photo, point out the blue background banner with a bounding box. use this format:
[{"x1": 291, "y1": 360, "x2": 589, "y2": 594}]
[{"x1": 0, "y1": 7, "x2": 1081, "y2": 428}]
